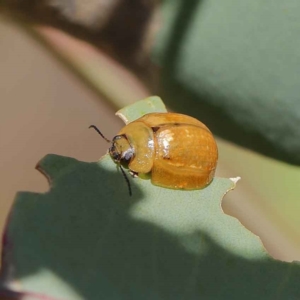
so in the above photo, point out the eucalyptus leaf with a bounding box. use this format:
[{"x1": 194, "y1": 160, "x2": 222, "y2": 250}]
[
  {"x1": 0, "y1": 154, "x2": 299, "y2": 300},
  {"x1": 1, "y1": 97, "x2": 299, "y2": 299},
  {"x1": 116, "y1": 96, "x2": 167, "y2": 124}
]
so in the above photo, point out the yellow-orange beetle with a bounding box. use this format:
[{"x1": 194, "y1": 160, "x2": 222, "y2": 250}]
[{"x1": 107, "y1": 112, "x2": 218, "y2": 190}]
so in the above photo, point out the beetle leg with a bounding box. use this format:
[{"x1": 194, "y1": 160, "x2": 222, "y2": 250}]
[{"x1": 129, "y1": 170, "x2": 139, "y2": 178}]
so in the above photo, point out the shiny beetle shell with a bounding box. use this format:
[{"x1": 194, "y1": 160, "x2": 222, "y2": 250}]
[{"x1": 109, "y1": 112, "x2": 218, "y2": 190}]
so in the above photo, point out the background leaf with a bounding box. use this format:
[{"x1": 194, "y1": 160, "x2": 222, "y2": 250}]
[
  {"x1": 153, "y1": 0, "x2": 300, "y2": 165},
  {"x1": 2, "y1": 1, "x2": 300, "y2": 164}
]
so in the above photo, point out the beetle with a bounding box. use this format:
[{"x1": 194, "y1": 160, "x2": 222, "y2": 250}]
[{"x1": 90, "y1": 112, "x2": 218, "y2": 194}]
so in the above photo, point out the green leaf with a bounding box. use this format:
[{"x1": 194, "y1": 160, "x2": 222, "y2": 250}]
[
  {"x1": 116, "y1": 95, "x2": 167, "y2": 124},
  {"x1": 1, "y1": 97, "x2": 299, "y2": 299},
  {"x1": 153, "y1": 0, "x2": 300, "y2": 165}
]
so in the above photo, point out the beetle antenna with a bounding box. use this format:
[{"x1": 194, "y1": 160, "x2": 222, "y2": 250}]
[
  {"x1": 89, "y1": 125, "x2": 111, "y2": 143},
  {"x1": 119, "y1": 165, "x2": 132, "y2": 196}
]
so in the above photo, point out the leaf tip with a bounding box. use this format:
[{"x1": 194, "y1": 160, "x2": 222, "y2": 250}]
[
  {"x1": 116, "y1": 96, "x2": 167, "y2": 124},
  {"x1": 229, "y1": 176, "x2": 241, "y2": 185}
]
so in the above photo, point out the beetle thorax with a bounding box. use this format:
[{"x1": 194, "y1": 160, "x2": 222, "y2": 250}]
[{"x1": 109, "y1": 135, "x2": 134, "y2": 164}]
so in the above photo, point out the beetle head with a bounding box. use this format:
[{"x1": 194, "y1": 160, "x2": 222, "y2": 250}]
[
  {"x1": 89, "y1": 125, "x2": 133, "y2": 196},
  {"x1": 109, "y1": 135, "x2": 134, "y2": 165}
]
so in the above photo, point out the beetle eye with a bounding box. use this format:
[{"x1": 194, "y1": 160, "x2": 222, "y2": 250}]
[
  {"x1": 123, "y1": 149, "x2": 134, "y2": 162},
  {"x1": 109, "y1": 145, "x2": 121, "y2": 162},
  {"x1": 112, "y1": 152, "x2": 121, "y2": 162}
]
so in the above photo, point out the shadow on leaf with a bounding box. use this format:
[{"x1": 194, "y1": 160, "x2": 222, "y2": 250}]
[{"x1": 0, "y1": 154, "x2": 299, "y2": 299}]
